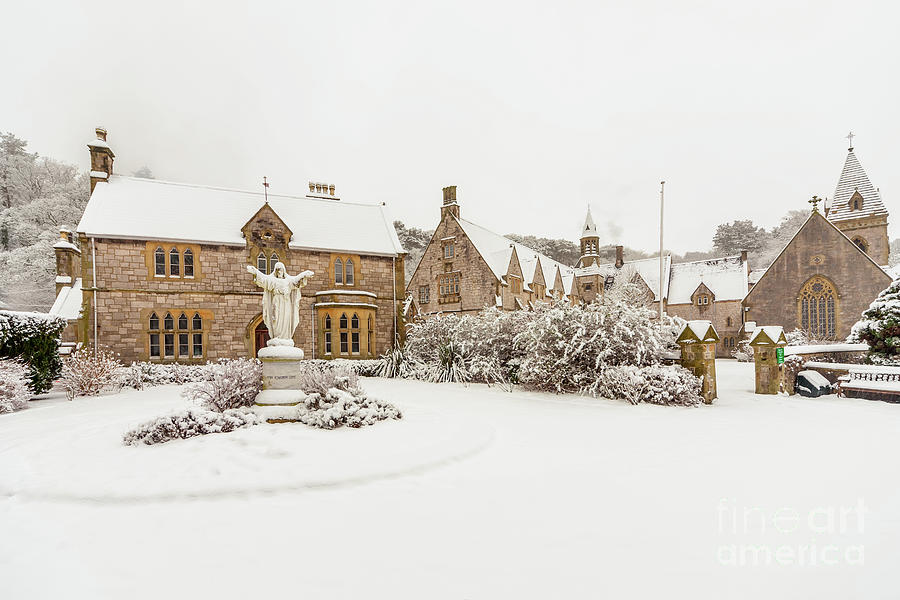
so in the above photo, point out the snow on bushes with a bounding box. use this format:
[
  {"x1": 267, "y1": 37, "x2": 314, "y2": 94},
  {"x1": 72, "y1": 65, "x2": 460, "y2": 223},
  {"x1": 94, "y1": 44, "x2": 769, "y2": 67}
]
[
  {"x1": 0, "y1": 310, "x2": 66, "y2": 393},
  {"x1": 61, "y1": 347, "x2": 121, "y2": 399},
  {"x1": 181, "y1": 358, "x2": 261, "y2": 412},
  {"x1": 596, "y1": 365, "x2": 702, "y2": 406},
  {"x1": 123, "y1": 407, "x2": 259, "y2": 446},
  {"x1": 848, "y1": 279, "x2": 900, "y2": 364},
  {"x1": 0, "y1": 358, "x2": 31, "y2": 413},
  {"x1": 732, "y1": 338, "x2": 753, "y2": 362},
  {"x1": 118, "y1": 362, "x2": 211, "y2": 390}
]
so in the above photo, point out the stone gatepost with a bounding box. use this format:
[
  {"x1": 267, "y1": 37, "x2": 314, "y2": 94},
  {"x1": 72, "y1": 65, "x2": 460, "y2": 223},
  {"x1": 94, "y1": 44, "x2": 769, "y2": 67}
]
[
  {"x1": 676, "y1": 320, "x2": 720, "y2": 404},
  {"x1": 748, "y1": 326, "x2": 787, "y2": 394}
]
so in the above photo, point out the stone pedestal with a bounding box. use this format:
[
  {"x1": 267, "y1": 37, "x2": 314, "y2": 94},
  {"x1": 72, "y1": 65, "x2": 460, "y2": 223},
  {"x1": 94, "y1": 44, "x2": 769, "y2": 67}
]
[
  {"x1": 676, "y1": 320, "x2": 719, "y2": 404},
  {"x1": 748, "y1": 326, "x2": 787, "y2": 395},
  {"x1": 255, "y1": 345, "x2": 306, "y2": 406}
]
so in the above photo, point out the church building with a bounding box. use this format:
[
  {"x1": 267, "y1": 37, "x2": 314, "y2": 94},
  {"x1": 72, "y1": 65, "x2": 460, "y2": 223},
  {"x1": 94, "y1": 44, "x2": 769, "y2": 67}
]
[
  {"x1": 52, "y1": 127, "x2": 407, "y2": 363},
  {"x1": 743, "y1": 141, "x2": 892, "y2": 339}
]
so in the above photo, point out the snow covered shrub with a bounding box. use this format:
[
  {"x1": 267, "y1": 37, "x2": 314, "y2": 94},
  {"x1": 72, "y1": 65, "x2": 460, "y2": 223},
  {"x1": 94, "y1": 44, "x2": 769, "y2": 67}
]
[
  {"x1": 0, "y1": 359, "x2": 31, "y2": 413},
  {"x1": 182, "y1": 358, "x2": 261, "y2": 412},
  {"x1": 293, "y1": 386, "x2": 401, "y2": 429},
  {"x1": 297, "y1": 363, "x2": 360, "y2": 395},
  {"x1": 596, "y1": 365, "x2": 702, "y2": 406},
  {"x1": 301, "y1": 359, "x2": 383, "y2": 377},
  {"x1": 0, "y1": 310, "x2": 67, "y2": 394},
  {"x1": 61, "y1": 347, "x2": 122, "y2": 399},
  {"x1": 848, "y1": 279, "x2": 899, "y2": 363},
  {"x1": 782, "y1": 354, "x2": 806, "y2": 395},
  {"x1": 118, "y1": 361, "x2": 212, "y2": 389},
  {"x1": 516, "y1": 286, "x2": 668, "y2": 393},
  {"x1": 732, "y1": 338, "x2": 753, "y2": 362},
  {"x1": 123, "y1": 407, "x2": 259, "y2": 445},
  {"x1": 785, "y1": 329, "x2": 831, "y2": 346},
  {"x1": 377, "y1": 345, "x2": 410, "y2": 378}
]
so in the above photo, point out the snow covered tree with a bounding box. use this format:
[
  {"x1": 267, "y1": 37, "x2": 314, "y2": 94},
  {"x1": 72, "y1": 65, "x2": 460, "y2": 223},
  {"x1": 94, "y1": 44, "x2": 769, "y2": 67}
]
[
  {"x1": 0, "y1": 358, "x2": 31, "y2": 413},
  {"x1": 393, "y1": 220, "x2": 434, "y2": 285},
  {"x1": 0, "y1": 310, "x2": 66, "y2": 393},
  {"x1": 712, "y1": 219, "x2": 766, "y2": 255},
  {"x1": 848, "y1": 279, "x2": 900, "y2": 363},
  {"x1": 182, "y1": 358, "x2": 262, "y2": 412},
  {"x1": 61, "y1": 347, "x2": 122, "y2": 398}
]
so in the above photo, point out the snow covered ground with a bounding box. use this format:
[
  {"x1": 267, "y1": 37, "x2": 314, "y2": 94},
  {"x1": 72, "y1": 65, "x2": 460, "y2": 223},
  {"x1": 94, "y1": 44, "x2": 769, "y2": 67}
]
[{"x1": 2, "y1": 360, "x2": 899, "y2": 599}]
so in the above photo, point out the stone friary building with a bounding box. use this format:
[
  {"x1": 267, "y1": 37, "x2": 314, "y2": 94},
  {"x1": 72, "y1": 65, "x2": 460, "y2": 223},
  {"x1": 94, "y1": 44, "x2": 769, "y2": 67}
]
[
  {"x1": 406, "y1": 188, "x2": 749, "y2": 356},
  {"x1": 743, "y1": 143, "x2": 892, "y2": 339},
  {"x1": 52, "y1": 128, "x2": 407, "y2": 363}
]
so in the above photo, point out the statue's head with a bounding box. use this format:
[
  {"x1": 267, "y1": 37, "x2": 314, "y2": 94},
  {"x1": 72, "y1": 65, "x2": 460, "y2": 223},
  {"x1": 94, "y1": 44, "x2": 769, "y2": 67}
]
[{"x1": 273, "y1": 262, "x2": 286, "y2": 278}]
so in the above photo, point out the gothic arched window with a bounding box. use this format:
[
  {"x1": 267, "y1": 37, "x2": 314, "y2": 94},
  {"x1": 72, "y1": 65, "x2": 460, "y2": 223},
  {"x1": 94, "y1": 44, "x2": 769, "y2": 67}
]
[
  {"x1": 367, "y1": 315, "x2": 373, "y2": 355},
  {"x1": 164, "y1": 312, "x2": 174, "y2": 330},
  {"x1": 339, "y1": 313, "x2": 349, "y2": 354},
  {"x1": 169, "y1": 248, "x2": 180, "y2": 276},
  {"x1": 324, "y1": 315, "x2": 332, "y2": 355},
  {"x1": 852, "y1": 237, "x2": 869, "y2": 254},
  {"x1": 154, "y1": 247, "x2": 166, "y2": 276},
  {"x1": 257, "y1": 252, "x2": 267, "y2": 273},
  {"x1": 799, "y1": 276, "x2": 836, "y2": 339},
  {"x1": 149, "y1": 312, "x2": 159, "y2": 330},
  {"x1": 178, "y1": 312, "x2": 188, "y2": 330},
  {"x1": 334, "y1": 258, "x2": 343, "y2": 285},
  {"x1": 192, "y1": 313, "x2": 202, "y2": 330},
  {"x1": 345, "y1": 259, "x2": 354, "y2": 285},
  {"x1": 351, "y1": 313, "x2": 360, "y2": 353},
  {"x1": 270, "y1": 252, "x2": 279, "y2": 269},
  {"x1": 183, "y1": 249, "x2": 194, "y2": 277}
]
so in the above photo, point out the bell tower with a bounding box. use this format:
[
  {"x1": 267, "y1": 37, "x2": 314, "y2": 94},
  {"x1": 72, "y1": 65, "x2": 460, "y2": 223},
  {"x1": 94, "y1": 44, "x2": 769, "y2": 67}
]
[{"x1": 577, "y1": 206, "x2": 600, "y2": 267}]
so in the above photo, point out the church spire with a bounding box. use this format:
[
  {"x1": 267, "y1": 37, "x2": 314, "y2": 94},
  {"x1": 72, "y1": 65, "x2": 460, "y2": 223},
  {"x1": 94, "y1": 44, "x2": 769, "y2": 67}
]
[
  {"x1": 827, "y1": 142, "x2": 887, "y2": 223},
  {"x1": 582, "y1": 206, "x2": 598, "y2": 236},
  {"x1": 578, "y1": 205, "x2": 600, "y2": 267}
]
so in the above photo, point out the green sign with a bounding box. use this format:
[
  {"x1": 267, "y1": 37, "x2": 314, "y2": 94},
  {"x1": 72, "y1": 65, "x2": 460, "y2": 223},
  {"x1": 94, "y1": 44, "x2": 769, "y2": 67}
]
[{"x1": 776, "y1": 347, "x2": 785, "y2": 364}]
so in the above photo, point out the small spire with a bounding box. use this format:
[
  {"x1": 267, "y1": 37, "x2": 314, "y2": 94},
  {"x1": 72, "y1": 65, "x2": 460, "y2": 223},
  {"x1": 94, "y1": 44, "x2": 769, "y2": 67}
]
[
  {"x1": 262, "y1": 176, "x2": 269, "y2": 203},
  {"x1": 846, "y1": 131, "x2": 854, "y2": 151},
  {"x1": 582, "y1": 205, "x2": 597, "y2": 235}
]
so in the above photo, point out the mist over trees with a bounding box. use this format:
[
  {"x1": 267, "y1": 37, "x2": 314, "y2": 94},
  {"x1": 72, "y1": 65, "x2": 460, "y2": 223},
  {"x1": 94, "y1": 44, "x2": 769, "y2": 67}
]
[{"x1": 0, "y1": 132, "x2": 89, "y2": 310}]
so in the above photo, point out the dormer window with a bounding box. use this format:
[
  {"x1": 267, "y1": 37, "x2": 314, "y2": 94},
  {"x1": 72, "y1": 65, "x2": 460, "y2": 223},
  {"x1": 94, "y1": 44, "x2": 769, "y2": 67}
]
[
  {"x1": 697, "y1": 295, "x2": 710, "y2": 306},
  {"x1": 443, "y1": 243, "x2": 454, "y2": 259},
  {"x1": 850, "y1": 190, "x2": 864, "y2": 211}
]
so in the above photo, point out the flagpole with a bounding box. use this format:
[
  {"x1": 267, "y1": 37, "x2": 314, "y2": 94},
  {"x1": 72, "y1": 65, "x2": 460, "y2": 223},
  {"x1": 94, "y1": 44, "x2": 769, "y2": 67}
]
[{"x1": 659, "y1": 181, "x2": 665, "y2": 320}]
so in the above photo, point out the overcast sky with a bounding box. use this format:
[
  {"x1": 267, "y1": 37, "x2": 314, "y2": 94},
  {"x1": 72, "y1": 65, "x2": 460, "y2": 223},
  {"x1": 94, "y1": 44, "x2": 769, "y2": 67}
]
[{"x1": 3, "y1": 0, "x2": 898, "y2": 253}]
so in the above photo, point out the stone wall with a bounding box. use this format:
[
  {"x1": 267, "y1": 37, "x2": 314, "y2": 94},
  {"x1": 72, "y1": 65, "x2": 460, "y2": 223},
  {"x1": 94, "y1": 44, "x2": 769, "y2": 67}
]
[
  {"x1": 77, "y1": 236, "x2": 403, "y2": 363},
  {"x1": 667, "y1": 299, "x2": 742, "y2": 357}
]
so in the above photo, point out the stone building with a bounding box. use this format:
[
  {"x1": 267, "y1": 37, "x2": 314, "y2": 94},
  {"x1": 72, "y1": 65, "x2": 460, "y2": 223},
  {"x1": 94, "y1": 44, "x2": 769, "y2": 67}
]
[
  {"x1": 406, "y1": 186, "x2": 575, "y2": 315},
  {"x1": 52, "y1": 127, "x2": 406, "y2": 363},
  {"x1": 743, "y1": 143, "x2": 892, "y2": 340}
]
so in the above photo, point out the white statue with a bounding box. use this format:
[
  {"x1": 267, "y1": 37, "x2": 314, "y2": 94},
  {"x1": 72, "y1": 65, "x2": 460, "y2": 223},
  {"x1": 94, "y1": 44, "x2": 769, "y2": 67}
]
[{"x1": 246, "y1": 262, "x2": 314, "y2": 346}]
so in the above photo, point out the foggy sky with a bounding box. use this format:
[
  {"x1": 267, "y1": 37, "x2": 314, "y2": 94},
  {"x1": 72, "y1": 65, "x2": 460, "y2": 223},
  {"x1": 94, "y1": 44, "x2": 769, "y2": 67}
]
[{"x1": 3, "y1": 0, "x2": 898, "y2": 254}]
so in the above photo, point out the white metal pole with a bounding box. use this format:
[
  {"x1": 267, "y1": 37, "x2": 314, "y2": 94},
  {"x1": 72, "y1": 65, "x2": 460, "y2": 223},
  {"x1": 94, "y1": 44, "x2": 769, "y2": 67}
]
[{"x1": 659, "y1": 181, "x2": 665, "y2": 321}]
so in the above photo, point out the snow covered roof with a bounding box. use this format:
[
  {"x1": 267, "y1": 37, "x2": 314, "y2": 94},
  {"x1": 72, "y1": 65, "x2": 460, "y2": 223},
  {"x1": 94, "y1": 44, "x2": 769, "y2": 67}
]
[
  {"x1": 77, "y1": 176, "x2": 405, "y2": 256},
  {"x1": 667, "y1": 256, "x2": 748, "y2": 305},
  {"x1": 828, "y1": 149, "x2": 887, "y2": 222},
  {"x1": 676, "y1": 320, "x2": 719, "y2": 343},
  {"x1": 49, "y1": 278, "x2": 83, "y2": 321},
  {"x1": 52, "y1": 239, "x2": 80, "y2": 252},
  {"x1": 578, "y1": 256, "x2": 671, "y2": 302},
  {"x1": 453, "y1": 216, "x2": 574, "y2": 288},
  {"x1": 749, "y1": 325, "x2": 786, "y2": 345}
]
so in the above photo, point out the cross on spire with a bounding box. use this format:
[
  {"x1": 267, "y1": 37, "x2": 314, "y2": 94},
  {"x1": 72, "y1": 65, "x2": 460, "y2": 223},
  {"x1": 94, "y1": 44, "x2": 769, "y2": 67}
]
[
  {"x1": 809, "y1": 195, "x2": 822, "y2": 213},
  {"x1": 262, "y1": 176, "x2": 269, "y2": 202},
  {"x1": 846, "y1": 131, "x2": 854, "y2": 151}
]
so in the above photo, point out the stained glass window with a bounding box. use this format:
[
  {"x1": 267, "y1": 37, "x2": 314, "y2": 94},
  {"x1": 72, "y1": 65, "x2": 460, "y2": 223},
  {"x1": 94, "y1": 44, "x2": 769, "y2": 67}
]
[{"x1": 799, "y1": 276, "x2": 836, "y2": 339}]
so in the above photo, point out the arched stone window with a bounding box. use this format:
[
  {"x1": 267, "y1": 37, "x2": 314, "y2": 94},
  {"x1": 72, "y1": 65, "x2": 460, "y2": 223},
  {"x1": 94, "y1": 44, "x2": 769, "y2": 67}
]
[
  {"x1": 163, "y1": 312, "x2": 175, "y2": 357},
  {"x1": 270, "y1": 252, "x2": 279, "y2": 268},
  {"x1": 339, "y1": 313, "x2": 349, "y2": 353},
  {"x1": 852, "y1": 237, "x2": 869, "y2": 254},
  {"x1": 367, "y1": 315, "x2": 374, "y2": 355},
  {"x1": 169, "y1": 248, "x2": 180, "y2": 276},
  {"x1": 257, "y1": 252, "x2": 267, "y2": 273},
  {"x1": 178, "y1": 312, "x2": 188, "y2": 330},
  {"x1": 183, "y1": 249, "x2": 194, "y2": 277},
  {"x1": 799, "y1": 276, "x2": 837, "y2": 339},
  {"x1": 324, "y1": 315, "x2": 332, "y2": 355},
  {"x1": 154, "y1": 247, "x2": 166, "y2": 276},
  {"x1": 192, "y1": 313, "x2": 202, "y2": 330},
  {"x1": 335, "y1": 258, "x2": 343, "y2": 285},
  {"x1": 726, "y1": 316, "x2": 733, "y2": 327},
  {"x1": 149, "y1": 312, "x2": 159, "y2": 330},
  {"x1": 164, "y1": 312, "x2": 174, "y2": 330},
  {"x1": 149, "y1": 312, "x2": 160, "y2": 358},
  {"x1": 351, "y1": 313, "x2": 360, "y2": 353},
  {"x1": 345, "y1": 259, "x2": 355, "y2": 285}
]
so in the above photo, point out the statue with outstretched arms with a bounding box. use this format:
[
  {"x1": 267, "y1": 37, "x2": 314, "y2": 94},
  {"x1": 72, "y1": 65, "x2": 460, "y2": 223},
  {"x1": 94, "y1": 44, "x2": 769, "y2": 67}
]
[{"x1": 246, "y1": 262, "x2": 314, "y2": 346}]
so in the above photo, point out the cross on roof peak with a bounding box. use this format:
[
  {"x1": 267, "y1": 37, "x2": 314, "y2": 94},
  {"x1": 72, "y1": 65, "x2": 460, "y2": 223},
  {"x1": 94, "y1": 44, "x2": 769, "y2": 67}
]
[
  {"x1": 846, "y1": 131, "x2": 854, "y2": 151},
  {"x1": 809, "y1": 195, "x2": 822, "y2": 213}
]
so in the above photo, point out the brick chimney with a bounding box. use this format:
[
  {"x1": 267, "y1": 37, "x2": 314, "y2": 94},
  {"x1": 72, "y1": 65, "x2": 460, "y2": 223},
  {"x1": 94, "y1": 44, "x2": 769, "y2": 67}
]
[
  {"x1": 615, "y1": 245, "x2": 624, "y2": 268},
  {"x1": 53, "y1": 228, "x2": 81, "y2": 295},
  {"x1": 87, "y1": 127, "x2": 114, "y2": 194},
  {"x1": 441, "y1": 185, "x2": 459, "y2": 220},
  {"x1": 306, "y1": 181, "x2": 338, "y2": 200}
]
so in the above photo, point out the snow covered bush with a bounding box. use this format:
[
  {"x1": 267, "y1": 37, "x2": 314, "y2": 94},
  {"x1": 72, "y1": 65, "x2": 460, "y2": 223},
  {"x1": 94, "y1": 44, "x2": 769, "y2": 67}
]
[
  {"x1": 297, "y1": 363, "x2": 360, "y2": 395},
  {"x1": 182, "y1": 358, "x2": 262, "y2": 412},
  {"x1": 596, "y1": 365, "x2": 702, "y2": 406},
  {"x1": 848, "y1": 279, "x2": 900, "y2": 364},
  {"x1": 0, "y1": 358, "x2": 31, "y2": 413},
  {"x1": 785, "y1": 329, "x2": 830, "y2": 346},
  {"x1": 377, "y1": 345, "x2": 410, "y2": 378},
  {"x1": 293, "y1": 387, "x2": 402, "y2": 429},
  {"x1": 0, "y1": 310, "x2": 66, "y2": 393},
  {"x1": 516, "y1": 285, "x2": 669, "y2": 393},
  {"x1": 301, "y1": 358, "x2": 383, "y2": 377},
  {"x1": 118, "y1": 361, "x2": 212, "y2": 390},
  {"x1": 732, "y1": 338, "x2": 753, "y2": 362},
  {"x1": 61, "y1": 347, "x2": 122, "y2": 399},
  {"x1": 123, "y1": 407, "x2": 259, "y2": 446}
]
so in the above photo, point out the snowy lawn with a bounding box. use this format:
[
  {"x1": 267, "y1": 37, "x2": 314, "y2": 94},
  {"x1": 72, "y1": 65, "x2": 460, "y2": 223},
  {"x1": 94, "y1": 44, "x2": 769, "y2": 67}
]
[{"x1": 2, "y1": 360, "x2": 899, "y2": 599}]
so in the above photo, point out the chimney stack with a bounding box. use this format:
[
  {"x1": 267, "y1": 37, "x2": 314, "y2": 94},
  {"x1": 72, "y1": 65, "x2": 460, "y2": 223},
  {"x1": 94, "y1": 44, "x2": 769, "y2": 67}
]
[
  {"x1": 306, "y1": 181, "x2": 338, "y2": 199},
  {"x1": 615, "y1": 245, "x2": 624, "y2": 268},
  {"x1": 441, "y1": 185, "x2": 460, "y2": 220},
  {"x1": 87, "y1": 126, "x2": 115, "y2": 194}
]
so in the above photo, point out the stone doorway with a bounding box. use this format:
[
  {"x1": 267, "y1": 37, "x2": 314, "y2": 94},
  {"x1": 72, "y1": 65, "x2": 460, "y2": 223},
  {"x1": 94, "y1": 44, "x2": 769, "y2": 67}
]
[{"x1": 253, "y1": 320, "x2": 270, "y2": 357}]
